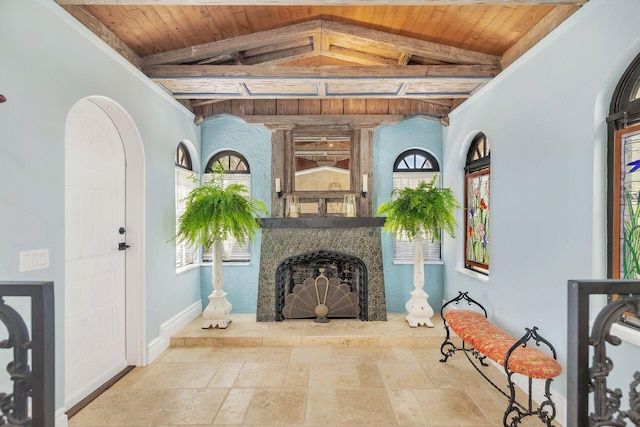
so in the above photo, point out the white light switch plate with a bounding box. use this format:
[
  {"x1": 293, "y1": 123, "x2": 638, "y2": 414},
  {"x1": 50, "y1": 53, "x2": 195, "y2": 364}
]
[{"x1": 20, "y1": 248, "x2": 49, "y2": 272}]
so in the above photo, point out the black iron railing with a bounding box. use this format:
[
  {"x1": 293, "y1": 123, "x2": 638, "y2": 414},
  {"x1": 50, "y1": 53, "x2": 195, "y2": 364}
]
[
  {"x1": 0, "y1": 281, "x2": 55, "y2": 427},
  {"x1": 567, "y1": 280, "x2": 640, "y2": 426}
]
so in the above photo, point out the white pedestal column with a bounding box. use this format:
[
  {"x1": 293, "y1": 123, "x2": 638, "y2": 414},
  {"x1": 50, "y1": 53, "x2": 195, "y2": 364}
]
[
  {"x1": 405, "y1": 234, "x2": 435, "y2": 327},
  {"x1": 202, "y1": 239, "x2": 232, "y2": 329}
]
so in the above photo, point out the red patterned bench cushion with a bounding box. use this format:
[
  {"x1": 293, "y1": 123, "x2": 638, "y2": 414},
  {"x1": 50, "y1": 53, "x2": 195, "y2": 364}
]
[{"x1": 443, "y1": 309, "x2": 562, "y2": 379}]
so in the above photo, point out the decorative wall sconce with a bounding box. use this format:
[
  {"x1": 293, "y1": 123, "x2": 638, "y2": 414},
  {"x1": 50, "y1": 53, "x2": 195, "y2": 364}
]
[
  {"x1": 361, "y1": 174, "x2": 368, "y2": 198},
  {"x1": 275, "y1": 178, "x2": 283, "y2": 198}
]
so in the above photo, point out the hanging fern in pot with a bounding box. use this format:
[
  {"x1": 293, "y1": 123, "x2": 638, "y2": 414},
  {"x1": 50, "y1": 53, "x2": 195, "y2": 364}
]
[
  {"x1": 377, "y1": 176, "x2": 461, "y2": 327},
  {"x1": 176, "y1": 165, "x2": 267, "y2": 329}
]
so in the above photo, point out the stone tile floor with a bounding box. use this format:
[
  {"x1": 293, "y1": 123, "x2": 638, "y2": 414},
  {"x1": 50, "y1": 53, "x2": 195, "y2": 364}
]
[{"x1": 68, "y1": 314, "x2": 562, "y2": 426}]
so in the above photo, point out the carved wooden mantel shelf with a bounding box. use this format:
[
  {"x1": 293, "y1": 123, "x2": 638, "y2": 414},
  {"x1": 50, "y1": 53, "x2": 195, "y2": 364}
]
[{"x1": 260, "y1": 217, "x2": 385, "y2": 229}]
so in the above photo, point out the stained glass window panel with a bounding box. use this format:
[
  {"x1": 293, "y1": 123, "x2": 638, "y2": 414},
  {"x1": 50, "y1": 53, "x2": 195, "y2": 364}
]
[
  {"x1": 465, "y1": 171, "x2": 490, "y2": 272},
  {"x1": 619, "y1": 129, "x2": 640, "y2": 278}
]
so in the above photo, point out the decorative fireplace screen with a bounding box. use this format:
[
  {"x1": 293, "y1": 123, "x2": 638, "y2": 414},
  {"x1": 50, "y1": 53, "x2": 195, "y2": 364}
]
[{"x1": 275, "y1": 250, "x2": 368, "y2": 321}]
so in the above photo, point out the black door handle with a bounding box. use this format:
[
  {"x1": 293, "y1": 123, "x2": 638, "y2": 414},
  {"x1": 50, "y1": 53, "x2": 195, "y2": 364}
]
[{"x1": 118, "y1": 242, "x2": 131, "y2": 251}]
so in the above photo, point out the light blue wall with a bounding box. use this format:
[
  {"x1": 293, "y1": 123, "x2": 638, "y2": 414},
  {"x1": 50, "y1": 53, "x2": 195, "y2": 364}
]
[
  {"x1": 199, "y1": 116, "x2": 272, "y2": 312},
  {"x1": 442, "y1": 0, "x2": 640, "y2": 406},
  {"x1": 374, "y1": 118, "x2": 445, "y2": 313},
  {"x1": 0, "y1": 0, "x2": 201, "y2": 411},
  {"x1": 197, "y1": 116, "x2": 445, "y2": 314}
]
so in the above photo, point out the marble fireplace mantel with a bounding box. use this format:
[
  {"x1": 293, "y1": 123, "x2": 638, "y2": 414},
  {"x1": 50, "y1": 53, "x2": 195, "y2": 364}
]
[{"x1": 256, "y1": 217, "x2": 387, "y2": 322}]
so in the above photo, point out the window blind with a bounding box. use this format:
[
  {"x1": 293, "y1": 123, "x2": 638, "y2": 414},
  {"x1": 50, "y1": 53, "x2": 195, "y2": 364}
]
[
  {"x1": 392, "y1": 172, "x2": 441, "y2": 263},
  {"x1": 202, "y1": 173, "x2": 251, "y2": 263},
  {"x1": 175, "y1": 167, "x2": 198, "y2": 269}
]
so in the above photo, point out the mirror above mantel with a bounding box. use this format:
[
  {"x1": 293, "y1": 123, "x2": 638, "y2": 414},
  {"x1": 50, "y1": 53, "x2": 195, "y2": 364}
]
[
  {"x1": 269, "y1": 123, "x2": 375, "y2": 219},
  {"x1": 294, "y1": 134, "x2": 351, "y2": 193}
]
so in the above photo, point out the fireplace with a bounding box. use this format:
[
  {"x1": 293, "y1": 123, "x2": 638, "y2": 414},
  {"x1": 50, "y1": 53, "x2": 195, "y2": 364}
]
[
  {"x1": 256, "y1": 217, "x2": 387, "y2": 321},
  {"x1": 275, "y1": 250, "x2": 367, "y2": 321}
]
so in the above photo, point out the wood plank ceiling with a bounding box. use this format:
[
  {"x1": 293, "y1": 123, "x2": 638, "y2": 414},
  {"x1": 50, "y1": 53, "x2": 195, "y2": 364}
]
[{"x1": 56, "y1": 0, "x2": 587, "y2": 123}]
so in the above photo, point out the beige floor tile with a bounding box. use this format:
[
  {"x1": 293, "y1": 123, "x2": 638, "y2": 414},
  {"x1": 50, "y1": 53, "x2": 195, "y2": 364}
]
[
  {"x1": 306, "y1": 389, "x2": 338, "y2": 426},
  {"x1": 156, "y1": 346, "x2": 229, "y2": 364},
  {"x1": 233, "y1": 361, "x2": 288, "y2": 387},
  {"x1": 283, "y1": 362, "x2": 311, "y2": 388},
  {"x1": 309, "y1": 362, "x2": 361, "y2": 388},
  {"x1": 120, "y1": 363, "x2": 218, "y2": 389},
  {"x1": 356, "y1": 363, "x2": 384, "y2": 388},
  {"x1": 243, "y1": 389, "x2": 307, "y2": 425},
  {"x1": 335, "y1": 388, "x2": 398, "y2": 426},
  {"x1": 213, "y1": 388, "x2": 254, "y2": 425},
  {"x1": 422, "y1": 362, "x2": 460, "y2": 388},
  {"x1": 68, "y1": 388, "x2": 175, "y2": 426},
  {"x1": 415, "y1": 388, "x2": 489, "y2": 425},
  {"x1": 386, "y1": 388, "x2": 429, "y2": 426},
  {"x1": 151, "y1": 388, "x2": 227, "y2": 425},
  {"x1": 378, "y1": 362, "x2": 436, "y2": 389},
  {"x1": 207, "y1": 361, "x2": 244, "y2": 388},
  {"x1": 289, "y1": 345, "x2": 332, "y2": 363}
]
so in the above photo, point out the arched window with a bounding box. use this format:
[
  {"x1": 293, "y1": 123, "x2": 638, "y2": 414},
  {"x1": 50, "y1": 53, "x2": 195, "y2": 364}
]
[
  {"x1": 464, "y1": 133, "x2": 490, "y2": 275},
  {"x1": 205, "y1": 150, "x2": 249, "y2": 173},
  {"x1": 203, "y1": 150, "x2": 252, "y2": 263},
  {"x1": 609, "y1": 51, "x2": 640, "y2": 278},
  {"x1": 175, "y1": 142, "x2": 197, "y2": 270},
  {"x1": 608, "y1": 51, "x2": 640, "y2": 329},
  {"x1": 175, "y1": 142, "x2": 192, "y2": 170},
  {"x1": 392, "y1": 149, "x2": 442, "y2": 262}
]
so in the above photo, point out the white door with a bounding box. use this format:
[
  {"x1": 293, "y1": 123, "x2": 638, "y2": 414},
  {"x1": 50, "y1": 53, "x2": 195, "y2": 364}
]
[{"x1": 65, "y1": 100, "x2": 128, "y2": 409}]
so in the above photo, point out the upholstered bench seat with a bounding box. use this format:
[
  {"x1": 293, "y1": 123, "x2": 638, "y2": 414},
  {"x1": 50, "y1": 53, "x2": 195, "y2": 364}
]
[{"x1": 443, "y1": 309, "x2": 562, "y2": 379}]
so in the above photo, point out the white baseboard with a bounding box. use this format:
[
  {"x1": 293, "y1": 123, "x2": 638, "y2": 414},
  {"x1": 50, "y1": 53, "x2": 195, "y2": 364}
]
[
  {"x1": 147, "y1": 301, "x2": 201, "y2": 364},
  {"x1": 488, "y1": 360, "x2": 567, "y2": 426},
  {"x1": 55, "y1": 407, "x2": 69, "y2": 427}
]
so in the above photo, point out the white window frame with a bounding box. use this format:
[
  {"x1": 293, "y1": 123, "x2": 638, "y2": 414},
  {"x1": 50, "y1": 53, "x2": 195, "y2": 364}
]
[{"x1": 175, "y1": 166, "x2": 198, "y2": 271}]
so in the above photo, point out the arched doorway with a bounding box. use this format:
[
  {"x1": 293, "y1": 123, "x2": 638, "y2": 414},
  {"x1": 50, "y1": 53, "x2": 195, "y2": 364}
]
[{"x1": 64, "y1": 97, "x2": 145, "y2": 411}]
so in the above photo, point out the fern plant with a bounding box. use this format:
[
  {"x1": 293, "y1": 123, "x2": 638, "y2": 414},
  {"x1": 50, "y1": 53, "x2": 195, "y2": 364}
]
[
  {"x1": 377, "y1": 175, "x2": 461, "y2": 327},
  {"x1": 176, "y1": 165, "x2": 267, "y2": 250},
  {"x1": 175, "y1": 165, "x2": 267, "y2": 328},
  {"x1": 376, "y1": 176, "x2": 461, "y2": 242}
]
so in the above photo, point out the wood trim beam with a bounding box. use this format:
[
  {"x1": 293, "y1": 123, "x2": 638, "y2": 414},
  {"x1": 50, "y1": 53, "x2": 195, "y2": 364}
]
[
  {"x1": 56, "y1": 1, "x2": 589, "y2": 6},
  {"x1": 142, "y1": 20, "x2": 321, "y2": 67},
  {"x1": 60, "y1": 5, "x2": 141, "y2": 69},
  {"x1": 500, "y1": 4, "x2": 582, "y2": 68},
  {"x1": 144, "y1": 64, "x2": 501, "y2": 78},
  {"x1": 141, "y1": 19, "x2": 500, "y2": 69},
  {"x1": 241, "y1": 115, "x2": 404, "y2": 128},
  {"x1": 321, "y1": 20, "x2": 500, "y2": 66}
]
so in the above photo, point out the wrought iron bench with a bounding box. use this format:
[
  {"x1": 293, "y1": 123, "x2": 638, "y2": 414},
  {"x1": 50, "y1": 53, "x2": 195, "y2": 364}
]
[{"x1": 440, "y1": 292, "x2": 562, "y2": 427}]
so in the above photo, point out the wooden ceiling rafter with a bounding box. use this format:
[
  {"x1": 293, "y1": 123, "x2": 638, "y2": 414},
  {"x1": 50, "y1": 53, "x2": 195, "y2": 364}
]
[
  {"x1": 57, "y1": 0, "x2": 587, "y2": 123},
  {"x1": 57, "y1": 1, "x2": 587, "y2": 5}
]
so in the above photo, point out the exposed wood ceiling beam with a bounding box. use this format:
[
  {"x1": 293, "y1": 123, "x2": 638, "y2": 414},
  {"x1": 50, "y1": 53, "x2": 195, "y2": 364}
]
[
  {"x1": 321, "y1": 21, "x2": 498, "y2": 66},
  {"x1": 142, "y1": 20, "x2": 320, "y2": 67},
  {"x1": 56, "y1": 1, "x2": 588, "y2": 5},
  {"x1": 144, "y1": 64, "x2": 500, "y2": 78},
  {"x1": 142, "y1": 20, "x2": 500, "y2": 69},
  {"x1": 60, "y1": 5, "x2": 141, "y2": 69},
  {"x1": 144, "y1": 64, "x2": 498, "y2": 100}
]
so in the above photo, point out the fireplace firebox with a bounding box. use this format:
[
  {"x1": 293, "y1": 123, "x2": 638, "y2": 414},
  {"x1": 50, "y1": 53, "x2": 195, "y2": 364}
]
[{"x1": 275, "y1": 250, "x2": 367, "y2": 321}]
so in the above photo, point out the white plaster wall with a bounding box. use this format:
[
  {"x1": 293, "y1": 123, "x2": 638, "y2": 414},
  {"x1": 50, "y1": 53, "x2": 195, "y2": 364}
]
[
  {"x1": 442, "y1": 0, "x2": 640, "y2": 409},
  {"x1": 0, "y1": 0, "x2": 201, "y2": 413}
]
